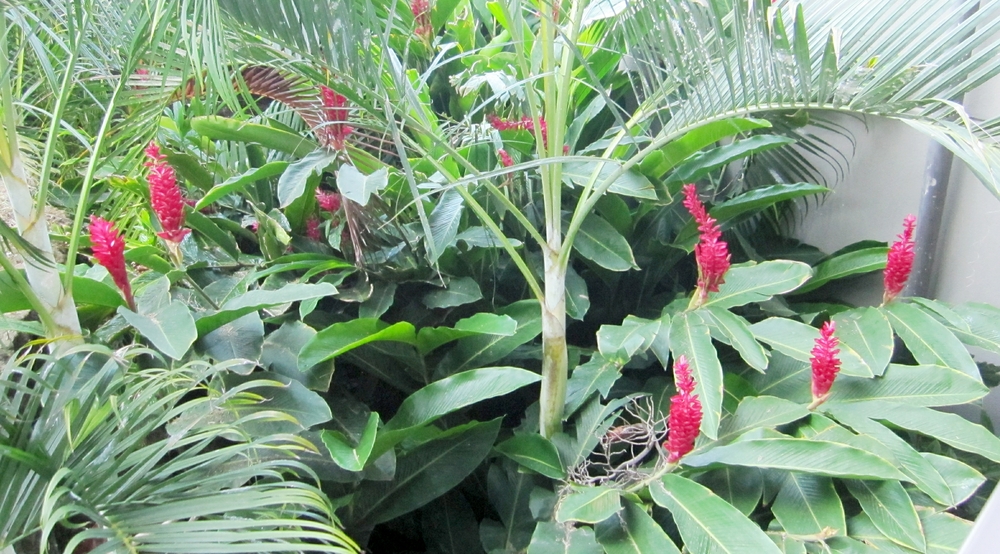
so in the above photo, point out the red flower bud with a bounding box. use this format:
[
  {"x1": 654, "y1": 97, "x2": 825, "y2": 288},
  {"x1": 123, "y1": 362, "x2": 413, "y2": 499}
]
[
  {"x1": 682, "y1": 184, "x2": 731, "y2": 302},
  {"x1": 306, "y1": 216, "x2": 321, "y2": 241},
  {"x1": 319, "y1": 85, "x2": 354, "y2": 150},
  {"x1": 883, "y1": 215, "x2": 917, "y2": 303},
  {"x1": 316, "y1": 190, "x2": 342, "y2": 213},
  {"x1": 498, "y1": 148, "x2": 514, "y2": 168},
  {"x1": 89, "y1": 216, "x2": 134, "y2": 310},
  {"x1": 810, "y1": 321, "x2": 841, "y2": 406},
  {"x1": 665, "y1": 355, "x2": 703, "y2": 463},
  {"x1": 145, "y1": 142, "x2": 190, "y2": 244}
]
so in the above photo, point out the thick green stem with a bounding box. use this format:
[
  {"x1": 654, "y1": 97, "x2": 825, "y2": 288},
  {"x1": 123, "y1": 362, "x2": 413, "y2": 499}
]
[{"x1": 539, "y1": 248, "x2": 568, "y2": 438}]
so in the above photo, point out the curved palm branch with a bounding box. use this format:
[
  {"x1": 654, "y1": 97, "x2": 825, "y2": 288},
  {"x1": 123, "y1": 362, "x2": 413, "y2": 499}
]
[{"x1": 0, "y1": 344, "x2": 359, "y2": 553}]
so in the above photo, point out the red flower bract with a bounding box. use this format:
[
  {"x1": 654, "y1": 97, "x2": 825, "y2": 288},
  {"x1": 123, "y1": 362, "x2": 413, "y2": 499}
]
[
  {"x1": 883, "y1": 215, "x2": 917, "y2": 303},
  {"x1": 665, "y1": 355, "x2": 703, "y2": 463},
  {"x1": 682, "y1": 184, "x2": 731, "y2": 301},
  {"x1": 145, "y1": 142, "x2": 190, "y2": 244},
  {"x1": 89, "y1": 216, "x2": 134, "y2": 310},
  {"x1": 498, "y1": 148, "x2": 514, "y2": 168},
  {"x1": 316, "y1": 190, "x2": 342, "y2": 213},
  {"x1": 810, "y1": 321, "x2": 841, "y2": 405},
  {"x1": 319, "y1": 85, "x2": 354, "y2": 150},
  {"x1": 306, "y1": 216, "x2": 321, "y2": 241}
]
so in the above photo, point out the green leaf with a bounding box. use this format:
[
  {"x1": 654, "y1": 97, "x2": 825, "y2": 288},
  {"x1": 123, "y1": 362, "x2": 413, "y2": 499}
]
[
  {"x1": 700, "y1": 306, "x2": 769, "y2": 371},
  {"x1": 416, "y1": 313, "x2": 517, "y2": 354},
  {"x1": 338, "y1": 164, "x2": 389, "y2": 207},
  {"x1": 831, "y1": 402, "x2": 1000, "y2": 464},
  {"x1": 772, "y1": 474, "x2": 845, "y2": 536},
  {"x1": 527, "y1": 521, "x2": 602, "y2": 554},
  {"x1": 0, "y1": 314, "x2": 43, "y2": 336},
  {"x1": 219, "y1": 371, "x2": 333, "y2": 436},
  {"x1": 196, "y1": 283, "x2": 337, "y2": 336},
  {"x1": 350, "y1": 419, "x2": 501, "y2": 527},
  {"x1": 573, "y1": 213, "x2": 637, "y2": 271},
  {"x1": 485, "y1": 464, "x2": 536, "y2": 553},
  {"x1": 358, "y1": 281, "x2": 396, "y2": 319},
  {"x1": 199, "y1": 312, "x2": 263, "y2": 371},
  {"x1": 699, "y1": 467, "x2": 763, "y2": 516},
  {"x1": 921, "y1": 453, "x2": 985, "y2": 507},
  {"x1": 196, "y1": 161, "x2": 289, "y2": 210},
  {"x1": 191, "y1": 116, "x2": 317, "y2": 156},
  {"x1": 946, "y1": 302, "x2": 1000, "y2": 355},
  {"x1": 709, "y1": 183, "x2": 829, "y2": 222},
  {"x1": 682, "y1": 439, "x2": 908, "y2": 480},
  {"x1": 714, "y1": 396, "x2": 810, "y2": 446},
  {"x1": 703, "y1": 261, "x2": 812, "y2": 309},
  {"x1": 668, "y1": 135, "x2": 795, "y2": 184},
  {"x1": 277, "y1": 149, "x2": 338, "y2": 208},
  {"x1": 260, "y1": 321, "x2": 332, "y2": 391},
  {"x1": 884, "y1": 302, "x2": 980, "y2": 380},
  {"x1": 825, "y1": 364, "x2": 988, "y2": 407},
  {"x1": 422, "y1": 492, "x2": 484, "y2": 554},
  {"x1": 555, "y1": 485, "x2": 621, "y2": 524},
  {"x1": 597, "y1": 315, "x2": 662, "y2": 359},
  {"x1": 650, "y1": 474, "x2": 781, "y2": 554},
  {"x1": 564, "y1": 160, "x2": 657, "y2": 200},
  {"x1": 845, "y1": 480, "x2": 924, "y2": 552},
  {"x1": 423, "y1": 276, "x2": 483, "y2": 309},
  {"x1": 846, "y1": 513, "x2": 913, "y2": 554},
  {"x1": 319, "y1": 412, "x2": 379, "y2": 472},
  {"x1": 596, "y1": 500, "x2": 681, "y2": 554},
  {"x1": 670, "y1": 312, "x2": 723, "y2": 439},
  {"x1": 185, "y1": 211, "x2": 239, "y2": 260},
  {"x1": 750, "y1": 318, "x2": 873, "y2": 377},
  {"x1": 565, "y1": 265, "x2": 591, "y2": 320},
  {"x1": 564, "y1": 354, "x2": 622, "y2": 417},
  {"x1": 793, "y1": 247, "x2": 888, "y2": 294},
  {"x1": 438, "y1": 300, "x2": 542, "y2": 374},
  {"x1": 119, "y1": 302, "x2": 197, "y2": 360},
  {"x1": 919, "y1": 509, "x2": 973, "y2": 554},
  {"x1": 832, "y1": 307, "x2": 894, "y2": 377},
  {"x1": 298, "y1": 319, "x2": 417, "y2": 371},
  {"x1": 641, "y1": 118, "x2": 772, "y2": 179},
  {"x1": 428, "y1": 188, "x2": 464, "y2": 263},
  {"x1": 495, "y1": 434, "x2": 565, "y2": 479}
]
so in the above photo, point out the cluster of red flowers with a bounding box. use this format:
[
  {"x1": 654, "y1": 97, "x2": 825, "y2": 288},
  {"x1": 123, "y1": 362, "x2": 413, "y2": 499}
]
[
  {"x1": 682, "y1": 184, "x2": 731, "y2": 304},
  {"x1": 488, "y1": 114, "x2": 549, "y2": 146},
  {"x1": 145, "y1": 142, "x2": 190, "y2": 244},
  {"x1": 665, "y1": 355, "x2": 703, "y2": 463},
  {"x1": 883, "y1": 215, "x2": 917, "y2": 303},
  {"x1": 316, "y1": 190, "x2": 343, "y2": 213},
  {"x1": 89, "y1": 216, "x2": 135, "y2": 311},
  {"x1": 809, "y1": 321, "x2": 841, "y2": 407},
  {"x1": 305, "y1": 216, "x2": 322, "y2": 241},
  {"x1": 411, "y1": 0, "x2": 432, "y2": 41},
  {"x1": 319, "y1": 85, "x2": 354, "y2": 151},
  {"x1": 498, "y1": 148, "x2": 514, "y2": 168}
]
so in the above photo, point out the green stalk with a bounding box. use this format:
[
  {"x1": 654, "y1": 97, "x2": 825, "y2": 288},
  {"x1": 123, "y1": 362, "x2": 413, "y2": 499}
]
[{"x1": 0, "y1": 250, "x2": 59, "y2": 337}]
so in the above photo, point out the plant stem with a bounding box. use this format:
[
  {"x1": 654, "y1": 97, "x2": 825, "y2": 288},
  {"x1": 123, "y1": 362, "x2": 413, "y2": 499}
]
[{"x1": 540, "y1": 248, "x2": 568, "y2": 438}]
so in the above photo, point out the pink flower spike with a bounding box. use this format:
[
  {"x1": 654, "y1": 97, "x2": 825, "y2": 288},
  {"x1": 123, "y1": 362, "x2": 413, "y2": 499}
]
[
  {"x1": 145, "y1": 143, "x2": 190, "y2": 244},
  {"x1": 89, "y1": 216, "x2": 135, "y2": 310},
  {"x1": 316, "y1": 190, "x2": 342, "y2": 213},
  {"x1": 809, "y1": 321, "x2": 841, "y2": 407},
  {"x1": 306, "y1": 216, "x2": 321, "y2": 241},
  {"x1": 682, "y1": 184, "x2": 731, "y2": 303},
  {"x1": 498, "y1": 148, "x2": 514, "y2": 168},
  {"x1": 883, "y1": 215, "x2": 917, "y2": 304},
  {"x1": 319, "y1": 85, "x2": 354, "y2": 150},
  {"x1": 665, "y1": 355, "x2": 703, "y2": 463}
]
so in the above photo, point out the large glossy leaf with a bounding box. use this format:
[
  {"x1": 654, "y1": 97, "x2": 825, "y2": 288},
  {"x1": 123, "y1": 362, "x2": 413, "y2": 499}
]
[
  {"x1": 846, "y1": 514, "x2": 914, "y2": 554},
  {"x1": 555, "y1": 485, "x2": 621, "y2": 524},
  {"x1": 922, "y1": 453, "x2": 985, "y2": 508},
  {"x1": 196, "y1": 161, "x2": 289, "y2": 210},
  {"x1": 527, "y1": 521, "x2": 602, "y2": 554},
  {"x1": 260, "y1": 321, "x2": 333, "y2": 391},
  {"x1": 337, "y1": 164, "x2": 389, "y2": 207},
  {"x1": 319, "y1": 412, "x2": 379, "y2": 472},
  {"x1": 422, "y1": 492, "x2": 484, "y2": 554},
  {"x1": 416, "y1": 313, "x2": 517, "y2": 354},
  {"x1": 703, "y1": 261, "x2": 812, "y2": 309},
  {"x1": 428, "y1": 187, "x2": 464, "y2": 263},
  {"x1": 191, "y1": 116, "x2": 317, "y2": 157},
  {"x1": 824, "y1": 364, "x2": 988, "y2": 407},
  {"x1": 573, "y1": 213, "x2": 637, "y2": 271},
  {"x1": 698, "y1": 467, "x2": 763, "y2": 516},
  {"x1": 919, "y1": 508, "x2": 973, "y2": 554},
  {"x1": 713, "y1": 396, "x2": 810, "y2": 446},
  {"x1": 196, "y1": 283, "x2": 337, "y2": 336},
  {"x1": 845, "y1": 480, "x2": 924, "y2": 552},
  {"x1": 423, "y1": 276, "x2": 483, "y2": 309},
  {"x1": 750, "y1": 317, "x2": 873, "y2": 377},
  {"x1": 119, "y1": 302, "x2": 197, "y2": 361},
  {"x1": 349, "y1": 419, "x2": 501, "y2": 527},
  {"x1": 495, "y1": 434, "x2": 565, "y2": 479},
  {"x1": 946, "y1": 302, "x2": 1000, "y2": 355},
  {"x1": 772, "y1": 474, "x2": 845, "y2": 536},
  {"x1": 199, "y1": 312, "x2": 263, "y2": 372},
  {"x1": 597, "y1": 315, "x2": 662, "y2": 360},
  {"x1": 829, "y1": 402, "x2": 1000, "y2": 464},
  {"x1": 709, "y1": 183, "x2": 829, "y2": 221},
  {"x1": 669, "y1": 312, "x2": 723, "y2": 439},
  {"x1": 700, "y1": 307, "x2": 768, "y2": 371},
  {"x1": 437, "y1": 300, "x2": 542, "y2": 375},
  {"x1": 483, "y1": 463, "x2": 536, "y2": 553},
  {"x1": 668, "y1": 135, "x2": 795, "y2": 184},
  {"x1": 884, "y1": 302, "x2": 980, "y2": 380},
  {"x1": 219, "y1": 371, "x2": 333, "y2": 436},
  {"x1": 832, "y1": 307, "x2": 894, "y2": 377},
  {"x1": 682, "y1": 439, "x2": 907, "y2": 480},
  {"x1": 793, "y1": 247, "x2": 888, "y2": 294},
  {"x1": 650, "y1": 474, "x2": 781, "y2": 554},
  {"x1": 595, "y1": 500, "x2": 681, "y2": 554},
  {"x1": 564, "y1": 354, "x2": 622, "y2": 417},
  {"x1": 298, "y1": 319, "x2": 417, "y2": 371},
  {"x1": 564, "y1": 160, "x2": 657, "y2": 200},
  {"x1": 640, "y1": 118, "x2": 772, "y2": 179},
  {"x1": 277, "y1": 149, "x2": 338, "y2": 207}
]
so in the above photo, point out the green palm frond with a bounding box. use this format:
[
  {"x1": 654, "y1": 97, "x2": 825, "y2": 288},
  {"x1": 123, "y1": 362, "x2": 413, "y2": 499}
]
[
  {"x1": 622, "y1": 0, "x2": 1000, "y2": 195},
  {"x1": 0, "y1": 344, "x2": 360, "y2": 553}
]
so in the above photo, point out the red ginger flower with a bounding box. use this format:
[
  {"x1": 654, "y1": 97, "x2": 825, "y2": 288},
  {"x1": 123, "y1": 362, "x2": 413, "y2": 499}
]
[
  {"x1": 316, "y1": 190, "x2": 342, "y2": 212},
  {"x1": 682, "y1": 184, "x2": 731, "y2": 302},
  {"x1": 498, "y1": 149, "x2": 514, "y2": 168},
  {"x1": 89, "y1": 216, "x2": 135, "y2": 311},
  {"x1": 145, "y1": 142, "x2": 190, "y2": 244},
  {"x1": 411, "y1": 0, "x2": 433, "y2": 40},
  {"x1": 319, "y1": 85, "x2": 354, "y2": 150},
  {"x1": 665, "y1": 355, "x2": 703, "y2": 463},
  {"x1": 489, "y1": 114, "x2": 551, "y2": 148},
  {"x1": 810, "y1": 321, "x2": 841, "y2": 407},
  {"x1": 305, "y1": 216, "x2": 322, "y2": 241},
  {"x1": 883, "y1": 215, "x2": 917, "y2": 304}
]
